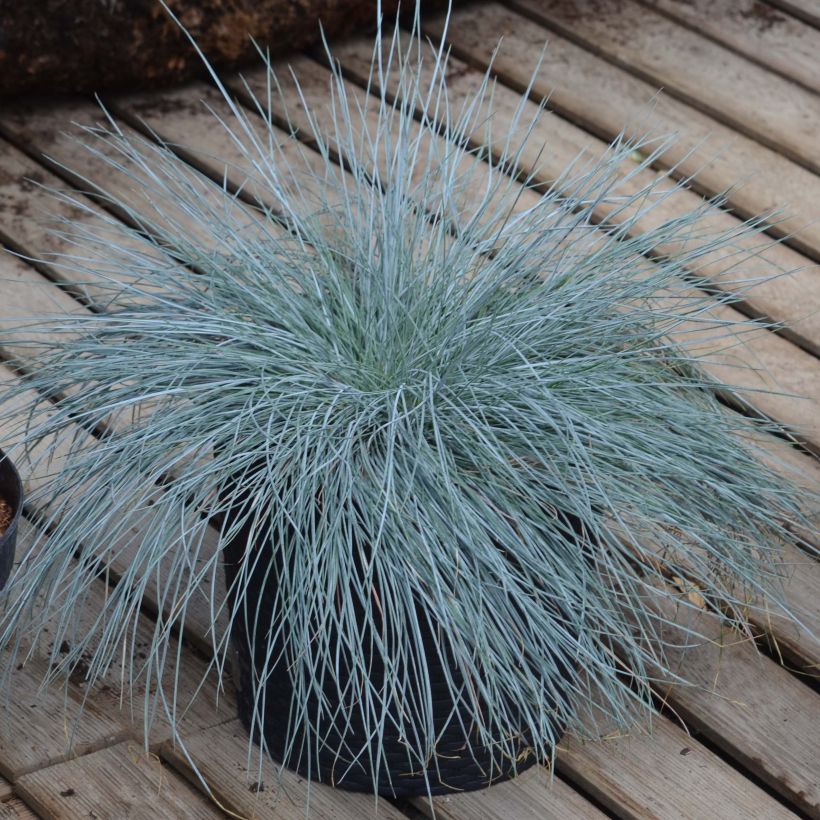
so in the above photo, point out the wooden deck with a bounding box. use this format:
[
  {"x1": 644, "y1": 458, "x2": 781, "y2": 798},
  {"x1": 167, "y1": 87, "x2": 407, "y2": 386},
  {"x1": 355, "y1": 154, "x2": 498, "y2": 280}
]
[{"x1": 0, "y1": 0, "x2": 819, "y2": 816}]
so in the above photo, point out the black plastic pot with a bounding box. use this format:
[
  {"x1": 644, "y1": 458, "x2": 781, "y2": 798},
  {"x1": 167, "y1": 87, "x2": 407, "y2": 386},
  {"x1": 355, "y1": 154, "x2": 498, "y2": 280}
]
[
  {"x1": 222, "y1": 491, "x2": 575, "y2": 797},
  {"x1": 0, "y1": 448, "x2": 23, "y2": 591}
]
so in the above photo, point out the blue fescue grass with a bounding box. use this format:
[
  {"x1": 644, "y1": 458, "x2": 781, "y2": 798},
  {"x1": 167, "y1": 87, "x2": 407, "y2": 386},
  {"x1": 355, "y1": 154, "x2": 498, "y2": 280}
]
[{"x1": 0, "y1": 5, "x2": 817, "y2": 797}]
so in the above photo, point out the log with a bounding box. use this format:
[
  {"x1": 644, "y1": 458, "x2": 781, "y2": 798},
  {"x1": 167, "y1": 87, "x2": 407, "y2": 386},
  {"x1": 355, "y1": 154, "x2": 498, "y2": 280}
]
[{"x1": 0, "y1": 0, "x2": 428, "y2": 98}]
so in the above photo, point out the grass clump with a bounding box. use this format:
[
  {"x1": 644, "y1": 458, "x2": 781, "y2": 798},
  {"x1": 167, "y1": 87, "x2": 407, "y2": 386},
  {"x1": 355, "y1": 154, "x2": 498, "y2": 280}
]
[{"x1": 0, "y1": 7, "x2": 816, "y2": 795}]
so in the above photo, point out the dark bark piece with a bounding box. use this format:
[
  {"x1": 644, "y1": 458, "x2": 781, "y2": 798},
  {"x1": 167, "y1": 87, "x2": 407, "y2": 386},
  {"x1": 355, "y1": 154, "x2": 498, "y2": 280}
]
[{"x1": 0, "y1": 0, "x2": 427, "y2": 98}]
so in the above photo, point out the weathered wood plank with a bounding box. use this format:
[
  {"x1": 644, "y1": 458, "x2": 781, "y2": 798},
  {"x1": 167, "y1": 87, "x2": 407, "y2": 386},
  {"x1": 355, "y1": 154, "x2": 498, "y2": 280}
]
[
  {"x1": 0, "y1": 518, "x2": 129, "y2": 780},
  {"x1": 162, "y1": 719, "x2": 407, "y2": 819},
  {"x1": 0, "y1": 137, "x2": 174, "y2": 306},
  {"x1": 0, "y1": 799, "x2": 40, "y2": 819},
  {"x1": 113, "y1": 83, "x2": 342, "y2": 214},
  {"x1": 650, "y1": 596, "x2": 820, "y2": 815},
  {"x1": 0, "y1": 655, "x2": 127, "y2": 783},
  {"x1": 0, "y1": 518, "x2": 233, "y2": 781},
  {"x1": 15, "y1": 742, "x2": 223, "y2": 819},
  {"x1": 329, "y1": 35, "x2": 820, "y2": 357},
  {"x1": 504, "y1": 0, "x2": 820, "y2": 175},
  {"x1": 558, "y1": 716, "x2": 797, "y2": 820},
  {"x1": 413, "y1": 767, "x2": 607, "y2": 819},
  {"x1": 0, "y1": 250, "x2": 87, "y2": 362},
  {"x1": 756, "y1": 543, "x2": 820, "y2": 672},
  {"x1": 0, "y1": 98, "x2": 279, "y2": 260},
  {"x1": 421, "y1": 2, "x2": 820, "y2": 261},
  {"x1": 644, "y1": 0, "x2": 820, "y2": 93}
]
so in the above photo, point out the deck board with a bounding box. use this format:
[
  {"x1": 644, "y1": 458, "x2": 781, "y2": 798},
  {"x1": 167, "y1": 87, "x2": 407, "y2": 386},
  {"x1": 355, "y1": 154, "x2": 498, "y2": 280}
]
[
  {"x1": 0, "y1": 517, "x2": 233, "y2": 779},
  {"x1": 755, "y1": 544, "x2": 820, "y2": 673},
  {"x1": 413, "y1": 768, "x2": 608, "y2": 819},
  {"x1": 162, "y1": 720, "x2": 410, "y2": 820},
  {"x1": 0, "y1": 101, "x2": 275, "y2": 260},
  {"x1": 644, "y1": 0, "x2": 820, "y2": 93},
  {"x1": 0, "y1": 138, "x2": 176, "y2": 306},
  {"x1": 503, "y1": 0, "x2": 820, "y2": 176},
  {"x1": 423, "y1": 2, "x2": 820, "y2": 261},
  {"x1": 0, "y1": 1, "x2": 818, "y2": 815},
  {"x1": 650, "y1": 597, "x2": 820, "y2": 815},
  {"x1": 15, "y1": 742, "x2": 223, "y2": 819},
  {"x1": 558, "y1": 717, "x2": 798, "y2": 820}
]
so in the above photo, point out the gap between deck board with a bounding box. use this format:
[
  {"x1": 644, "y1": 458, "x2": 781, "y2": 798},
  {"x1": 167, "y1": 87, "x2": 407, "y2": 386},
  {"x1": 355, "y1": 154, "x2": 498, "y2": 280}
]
[{"x1": 768, "y1": 0, "x2": 820, "y2": 30}]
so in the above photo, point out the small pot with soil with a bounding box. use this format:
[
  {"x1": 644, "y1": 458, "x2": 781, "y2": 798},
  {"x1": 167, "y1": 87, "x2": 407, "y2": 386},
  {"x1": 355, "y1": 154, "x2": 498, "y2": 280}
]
[{"x1": 0, "y1": 449, "x2": 23, "y2": 591}]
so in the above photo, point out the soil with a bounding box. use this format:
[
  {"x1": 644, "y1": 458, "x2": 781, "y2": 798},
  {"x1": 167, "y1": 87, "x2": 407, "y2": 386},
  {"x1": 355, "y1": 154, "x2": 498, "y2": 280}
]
[{"x1": 0, "y1": 495, "x2": 12, "y2": 537}]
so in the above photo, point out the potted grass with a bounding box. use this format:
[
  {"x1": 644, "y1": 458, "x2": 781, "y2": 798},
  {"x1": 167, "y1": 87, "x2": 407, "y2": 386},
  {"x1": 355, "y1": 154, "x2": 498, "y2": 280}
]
[{"x1": 0, "y1": 7, "x2": 816, "y2": 801}]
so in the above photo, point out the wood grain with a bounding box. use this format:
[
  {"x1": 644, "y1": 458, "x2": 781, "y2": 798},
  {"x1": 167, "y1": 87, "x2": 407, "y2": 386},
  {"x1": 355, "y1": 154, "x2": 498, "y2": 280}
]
[
  {"x1": 0, "y1": 524, "x2": 128, "y2": 781},
  {"x1": 413, "y1": 767, "x2": 607, "y2": 819},
  {"x1": 0, "y1": 137, "x2": 175, "y2": 306},
  {"x1": 0, "y1": 518, "x2": 233, "y2": 780},
  {"x1": 421, "y1": 2, "x2": 820, "y2": 261},
  {"x1": 113, "y1": 83, "x2": 338, "y2": 213},
  {"x1": 0, "y1": 799, "x2": 40, "y2": 819},
  {"x1": 756, "y1": 543, "x2": 820, "y2": 672},
  {"x1": 504, "y1": 0, "x2": 820, "y2": 175},
  {"x1": 558, "y1": 717, "x2": 797, "y2": 820},
  {"x1": 0, "y1": 98, "x2": 274, "y2": 258},
  {"x1": 644, "y1": 0, "x2": 820, "y2": 93},
  {"x1": 162, "y1": 719, "x2": 407, "y2": 819},
  {"x1": 768, "y1": 0, "x2": 820, "y2": 28},
  {"x1": 0, "y1": 777, "x2": 14, "y2": 801},
  {"x1": 16, "y1": 742, "x2": 223, "y2": 819},
  {"x1": 650, "y1": 596, "x2": 820, "y2": 815}
]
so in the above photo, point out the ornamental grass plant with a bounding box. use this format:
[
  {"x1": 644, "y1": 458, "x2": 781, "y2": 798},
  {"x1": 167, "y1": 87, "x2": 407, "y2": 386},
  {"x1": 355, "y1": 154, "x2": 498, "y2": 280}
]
[{"x1": 0, "y1": 5, "x2": 817, "y2": 799}]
